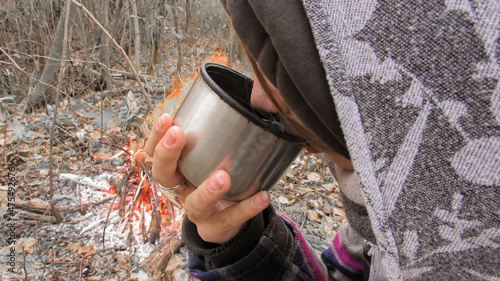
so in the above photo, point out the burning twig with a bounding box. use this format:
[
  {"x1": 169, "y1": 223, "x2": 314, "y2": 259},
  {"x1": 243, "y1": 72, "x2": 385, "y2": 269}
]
[
  {"x1": 141, "y1": 203, "x2": 148, "y2": 243},
  {"x1": 102, "y1": 170, "x2": 132, "y2": 248},
  {"x1": 139, "y1": 161, "x2": 165, "y2": 244},
  {"x1": 119, "y1": 182, "x2": 127, "y2": 217},
  {"x1": 149, "y1": 182, "x2": 162, "y2": 245}
]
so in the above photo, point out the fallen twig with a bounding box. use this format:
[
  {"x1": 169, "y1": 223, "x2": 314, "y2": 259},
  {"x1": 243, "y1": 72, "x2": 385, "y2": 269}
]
[
  {"x1": 79, "y1": 211, "x2": 119, "y2": 235},
  {"x1": 102, "y1": 170, "x2": 131, "y2": 249},
  {"x1": 13, "y1": 209, "x2": 57, "y2": 223},
  {"x1": 139, "y1": 236, "x2": 184, "y2": 275},
  {"x1": 99, "y1": 85, "x2": 170, "y2": 99},
  {"x1": 10, "y1": 197, "x2": 115, "y2": 216}
]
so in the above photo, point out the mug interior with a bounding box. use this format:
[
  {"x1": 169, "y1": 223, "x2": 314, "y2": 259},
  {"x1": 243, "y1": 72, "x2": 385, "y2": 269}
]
[{"x1": 201, "y1": 62, "x2": 302, "y2": 143}]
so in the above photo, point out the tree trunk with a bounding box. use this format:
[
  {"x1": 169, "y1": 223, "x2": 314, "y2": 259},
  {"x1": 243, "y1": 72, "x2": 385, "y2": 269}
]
[
  {"x1": 111, "y1": 0, "x2": 125, "y2": 57},
  {"x1": 100, "y1": 0, "x2": 113, "y2": 89},
  {"x1": 172, "y1": 0, "x2": 182, "y2": 75},
  {"x1": 27, "y1": 0, "x2": 75, "y2": 108},
  {"x1": 184, "y1": 0, "x2": 191, "y2": 33},
  {"x1": 130, "y1": 0, "x2": 141, "y2": 70}
]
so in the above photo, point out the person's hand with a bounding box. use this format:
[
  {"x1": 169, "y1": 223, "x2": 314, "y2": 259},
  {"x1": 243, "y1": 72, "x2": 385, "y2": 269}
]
[{"x1": 145, "y1": 113, "x2": 271, "y2": 244}]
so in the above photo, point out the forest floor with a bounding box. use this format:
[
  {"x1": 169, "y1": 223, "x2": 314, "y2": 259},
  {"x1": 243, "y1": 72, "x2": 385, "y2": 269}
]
[{"x1": 0, "y1": 50, "x2": 346, "y2": 281}]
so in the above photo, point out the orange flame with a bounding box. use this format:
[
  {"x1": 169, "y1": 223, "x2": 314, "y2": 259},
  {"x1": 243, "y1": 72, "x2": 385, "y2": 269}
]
[{"x1": 147, "y1": 49, "x2": 229, "y2": 125}]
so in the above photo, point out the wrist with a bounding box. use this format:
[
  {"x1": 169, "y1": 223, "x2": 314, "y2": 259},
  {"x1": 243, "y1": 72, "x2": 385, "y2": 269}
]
[{"x1": 183, "y1": 210, "x2": 266, "y2": 268}]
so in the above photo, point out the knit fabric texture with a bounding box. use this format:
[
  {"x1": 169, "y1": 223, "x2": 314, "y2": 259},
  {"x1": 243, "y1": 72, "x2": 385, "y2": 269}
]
[
  {"x1": 219, "y1": 0, "x2": 350, "y2": 159},
  {"x1": 321, "y1": 223, "x2": 365, "y2": 281},
  {"x1": 302, "y1": 0, "x2": 500, "y2": 280}
]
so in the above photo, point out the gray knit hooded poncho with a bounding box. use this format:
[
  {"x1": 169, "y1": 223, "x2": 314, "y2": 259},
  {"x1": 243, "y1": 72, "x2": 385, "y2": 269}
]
[{"x1": 223, "y1": 0, "x2": 500, "y2": 280}]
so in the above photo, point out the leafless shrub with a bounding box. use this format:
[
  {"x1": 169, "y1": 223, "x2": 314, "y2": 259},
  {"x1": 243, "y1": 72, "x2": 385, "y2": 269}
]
[{"x1": 0, "y1": 0, "x2": 237, "y2": 108}]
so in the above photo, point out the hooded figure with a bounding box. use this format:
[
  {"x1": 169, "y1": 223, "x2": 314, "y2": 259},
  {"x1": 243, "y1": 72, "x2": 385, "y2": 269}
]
[{"x1": 180, "y1": 0, "x2": 500, "y2": 280}]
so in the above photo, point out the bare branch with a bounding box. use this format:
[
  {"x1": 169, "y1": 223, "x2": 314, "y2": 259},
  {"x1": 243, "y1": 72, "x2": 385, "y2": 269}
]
[
  {"x1": 0, "y1": 46, "x2": 58, "y2": 91},
  {"x1": 71, "y1": 0, "x2": 153, "y2": 109}
]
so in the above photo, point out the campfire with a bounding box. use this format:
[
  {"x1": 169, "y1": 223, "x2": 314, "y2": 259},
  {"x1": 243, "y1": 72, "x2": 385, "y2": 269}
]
[
  {"x1": 108, "y1": 139, "x2": 183, "y2": 244},
  {"x1": 114, "y1": 49, "x2": 231, "y2": 246},
  {"x1": 5, "y1": 51, "x2": 231, "y2": 278}
]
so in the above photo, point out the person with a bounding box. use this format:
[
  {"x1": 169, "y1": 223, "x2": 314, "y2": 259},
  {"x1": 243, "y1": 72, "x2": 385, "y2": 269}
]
[{"x1": 145, "y1": 0, "x2": 500, "y2": 280}]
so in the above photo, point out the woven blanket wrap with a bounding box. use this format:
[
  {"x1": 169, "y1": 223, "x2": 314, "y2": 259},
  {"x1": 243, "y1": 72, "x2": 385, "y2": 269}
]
[{"x1": 302, "y1": 0, "x2": 500, "y2": 280}]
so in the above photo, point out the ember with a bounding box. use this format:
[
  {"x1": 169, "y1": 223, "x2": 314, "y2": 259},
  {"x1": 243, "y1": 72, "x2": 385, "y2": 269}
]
[{"x1": 111, "y1": 139, "x2": 181, "y2": 245}]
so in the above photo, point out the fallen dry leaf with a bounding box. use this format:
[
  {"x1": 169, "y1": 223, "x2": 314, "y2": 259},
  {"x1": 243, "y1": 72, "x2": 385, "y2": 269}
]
[
  {"x1": 322, "y1": 205, "x2": 333, "y2": 214},
  {"x1": 77, "y1": 245, "x2": 95, "y2": 256},
  {"x1": 16, "y1": 238, "x2": 37, "y2": 254},
  {"x1": 93, "y1": 151, "x2": 112, "y2": 162},
  {"x1": 307, "y1": 172, "x2": 321, "y2": 182},
  {"x1": 39, "y1": 169, "x2": 49, "y2": 178},
  {"x1": 166, "y1": 254, "x2": 183, "y2": 272},
  {"x1": 333, "y1": 207, "x2": 345, "y2": 217},
  {"x1": 307, "y1": 209, "x2": 325, "y2": 223},
  {"x1": 67, "y1": 242, "x2": 84, "y2": 254},
  {"x1": 323, "y1": 182, "x2": 337, "y2": 192}
]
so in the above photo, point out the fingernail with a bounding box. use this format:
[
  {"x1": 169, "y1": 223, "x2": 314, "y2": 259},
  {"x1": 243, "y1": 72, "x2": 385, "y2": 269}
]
[
  {"x1": 155, "y1": 115, "x2": 166, "y2": 130},
  {"x1": 164, "y1": 127, "x2": 176, "y2": 146},
  {"x1": 209, "y1": 172, "x2": 224, "y2": 192},
  {"x1": 253, "y1": 191, "x2": 269, "y2": 207}
]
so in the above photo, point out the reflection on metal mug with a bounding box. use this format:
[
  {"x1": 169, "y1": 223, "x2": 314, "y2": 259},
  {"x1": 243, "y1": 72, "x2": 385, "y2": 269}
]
[{"x1": 174, "y1": 62, "x2": 303, "y2": 201}]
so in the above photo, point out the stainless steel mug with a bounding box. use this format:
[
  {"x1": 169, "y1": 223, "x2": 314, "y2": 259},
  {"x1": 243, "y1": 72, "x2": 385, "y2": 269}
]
[{"x1": 173, "y1": 62, "x2": 303, "y2": 201}]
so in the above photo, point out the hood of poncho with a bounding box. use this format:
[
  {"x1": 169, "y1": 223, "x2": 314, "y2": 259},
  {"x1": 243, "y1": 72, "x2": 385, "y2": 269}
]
[
  {"x1": 222, "y1": 0, "x2": 500, "y2": 280},
  {"x1": 220, "y1": 0, "x2": 349, "y2": 159}
]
